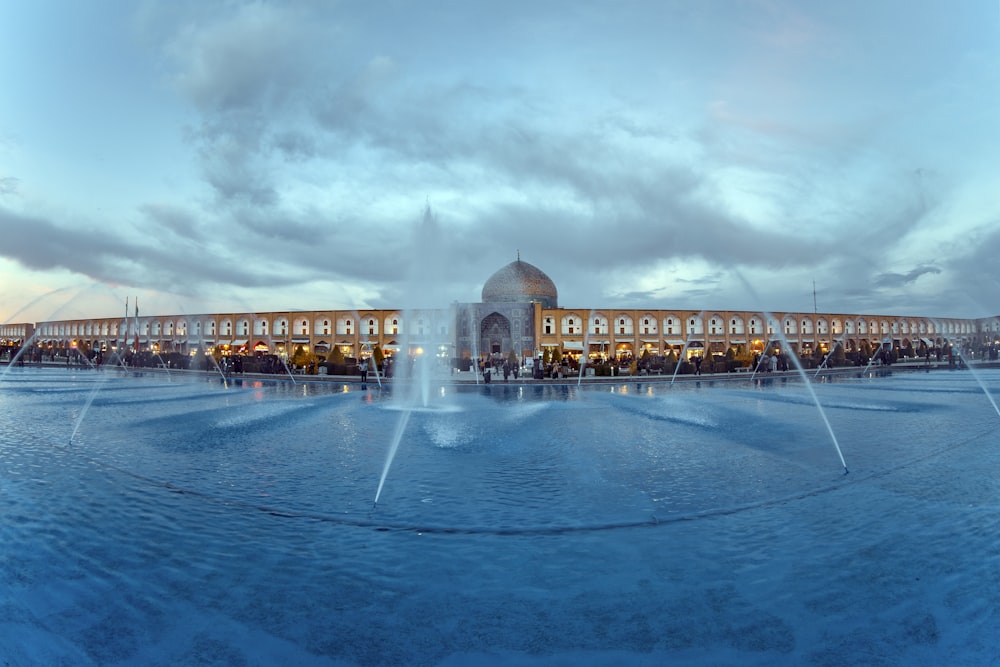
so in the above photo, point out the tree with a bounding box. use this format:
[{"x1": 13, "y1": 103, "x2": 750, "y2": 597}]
[
  {"x1": 329, "y1": 345, "x2": 345, "y2": 364},
  {"x1": 291, "y1": 344, "x2": 315, "y2": 371},
  {"x1": 507, "y1": 349, "x2": 519, "y2": 368},
  {"x1": 373, "y1": 345, "x2": 385, "y2": 369},
  {"x1": 833, "y1": 342, "x2": 847, "y2": 365}
]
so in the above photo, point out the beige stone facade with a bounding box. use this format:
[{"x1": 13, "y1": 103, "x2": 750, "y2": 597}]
[
  {"x1": 3, "y1": 261, "x2": 998, "y2": 364},
  {"x1": 4, "y1": 306, "x2": 999, "y2": 364}
]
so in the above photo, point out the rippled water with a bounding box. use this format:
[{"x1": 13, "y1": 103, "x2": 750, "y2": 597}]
[{"x1": 2, "y1": 368, "x2": 999, "y2": 665}]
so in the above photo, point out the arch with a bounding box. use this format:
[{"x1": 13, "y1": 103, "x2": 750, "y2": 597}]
[
  {"x1": 561, "y1": 313, "x2": 583, "y2": 335},
  {"x1": 639, "y1": 313, "x2": 658, "y2": 335},
  {"x1": 663, "y1": 314, "x2": 684, "y2": 337},
  {"x1": 337, "y1": 315, "x2": 354, "y2": 336},
  {"x1": 314, "y1": 316, "x2": 331, "y2": 335},
  {"x1": 236, "y1": 317, "x2": 251, "y2": 337},
  {"x1": 615, "y1": 313, "x2": 634, "y2": 336},
  {"x1": 481, "y1": 312, "x2": 512, "y2": 356}
]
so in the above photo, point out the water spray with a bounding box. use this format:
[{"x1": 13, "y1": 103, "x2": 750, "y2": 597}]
[{"x1": 735, "y1": 271, "x2": 849, "y2": 473}]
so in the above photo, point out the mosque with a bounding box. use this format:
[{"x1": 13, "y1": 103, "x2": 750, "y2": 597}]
[{"x1": 3, "y1": 257, "x2": 999, "y2": 368}]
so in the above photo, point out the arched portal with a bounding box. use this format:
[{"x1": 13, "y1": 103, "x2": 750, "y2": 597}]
[{"x1": 481, "y1": 312, "x2": 512, "y2": 356}]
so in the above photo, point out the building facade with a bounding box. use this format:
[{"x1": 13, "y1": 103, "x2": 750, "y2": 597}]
[{"x1": 4, "y1": 260, "x2": 1000, "y2": 365}]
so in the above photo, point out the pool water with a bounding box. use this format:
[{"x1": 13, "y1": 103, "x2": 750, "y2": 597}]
[{"x1": 2, "y1": 368, "x2": 999, "y2": 665}]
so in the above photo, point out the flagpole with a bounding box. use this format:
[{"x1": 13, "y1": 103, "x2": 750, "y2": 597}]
[{"x1": 134, "y1": 298, "x2": 139, "y2": 355}]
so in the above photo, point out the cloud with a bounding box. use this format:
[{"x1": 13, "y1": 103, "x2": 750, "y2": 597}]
[
  {"x1": 873, "y1": 265, "x2": 942, "y2": 289},
  {"x1": 0, "y1": 176, "x2": 19, "y2": 195},
  {"x1": 166, "y1": 3, "x2": 318, "y2": 114},
  {"x1": 138, "y1": 203, "x2": 204, "y2": 241},
  {"x1": 6, "y1": 1, "x2": 997, "y2": 323}
]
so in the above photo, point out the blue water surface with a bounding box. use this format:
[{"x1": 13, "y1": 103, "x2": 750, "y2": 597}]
[{"x1": 2, "y1": 367, "x2": 999, "y2": 665}]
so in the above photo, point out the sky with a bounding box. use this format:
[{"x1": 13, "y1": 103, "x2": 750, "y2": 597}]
[{"x1": 1, "y1": 0, "x2": 999, "y2": 325}]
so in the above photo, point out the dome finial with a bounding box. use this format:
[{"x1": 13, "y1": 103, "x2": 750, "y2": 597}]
[{"x1": 517, "y1": 249, "x2": 520, "y2": 261}]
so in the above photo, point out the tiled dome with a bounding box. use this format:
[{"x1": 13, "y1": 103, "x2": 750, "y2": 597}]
[{"x1": 481, "y1": 259, "x2": 558, "y2": 308}]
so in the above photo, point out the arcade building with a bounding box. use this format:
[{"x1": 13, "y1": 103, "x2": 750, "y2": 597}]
[{"x1": 3, "y1": 258, "x2": 999, "y2": 368}]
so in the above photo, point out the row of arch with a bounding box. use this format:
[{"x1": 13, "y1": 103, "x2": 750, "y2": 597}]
[
  {"x1": 31, "y1": 311, "x2": 453, "y2": 342},
  {"x1": 543, "y1": 312, "x2": 988, "y2": 338}
]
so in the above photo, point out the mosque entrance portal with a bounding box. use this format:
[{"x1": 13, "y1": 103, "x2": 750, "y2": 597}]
[{"x1": 481, "y1": 312, "x2": 512, "y2": 357}]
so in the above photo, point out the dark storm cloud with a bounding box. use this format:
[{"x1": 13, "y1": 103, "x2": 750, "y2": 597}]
[
  {"x1": 0, "y1": 205, "x2": 305, "y2": 293},
  {"x1": 139, "y1": 203, "x2": 204, "y2": 241},
  {"x1": 873, "y1": 265, "x2": 942, "y2": 289},
  {"x1": 0, "y1": 208, "x2": 144, "y2": 279}
]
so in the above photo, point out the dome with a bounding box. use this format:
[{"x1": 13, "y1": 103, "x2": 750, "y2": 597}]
[{"x1": 481, "y1": 259, "x2": 558, "y2": 308}]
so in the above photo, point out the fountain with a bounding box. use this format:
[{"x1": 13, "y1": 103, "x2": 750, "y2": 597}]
[
  {"x1": 371, "y1": 205, "x2": 457, "y2": 506},
  {"x1": 152, "y1": 353, "x2": 172, "y2": 379},
  {"x1": 734, "y1": 273, "x2": 848, "y2": 472},
  {"x1": 670, "y1": 310, "x2": 706, "y2": 384},
  {"x1": 4, "y1": 265, "x2": 1000, "y2": 665},
  {"x1": 577, "y1": 309, "x2": 594, "y2": 386}
]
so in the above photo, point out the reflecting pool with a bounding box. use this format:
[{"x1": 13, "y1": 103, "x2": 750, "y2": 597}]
[{"x1": 2, "y1": 368, "x2": 999, "y2": 665}]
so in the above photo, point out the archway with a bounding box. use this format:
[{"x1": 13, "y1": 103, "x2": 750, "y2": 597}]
[{"x1": 480, "y1": 312, "x2": 512, "y2": 357}]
